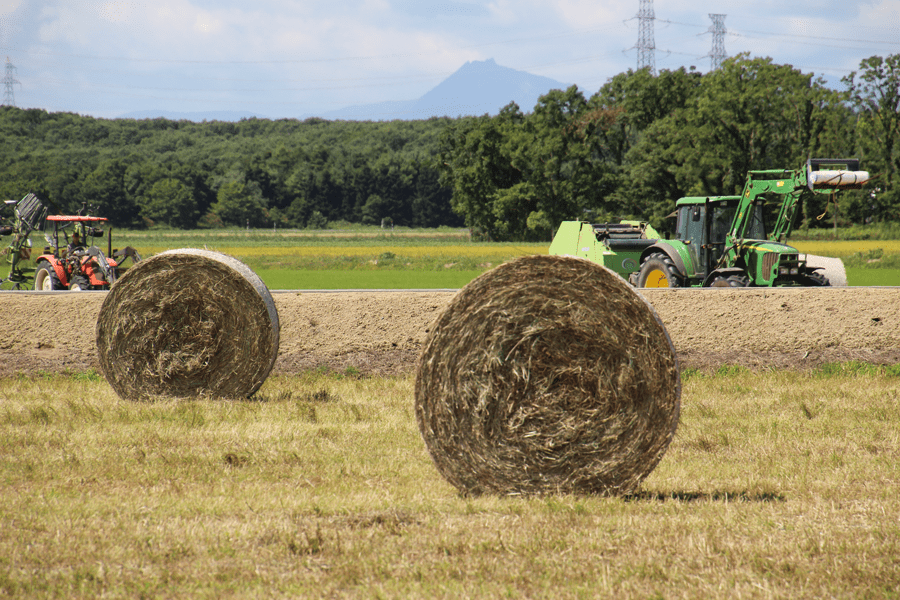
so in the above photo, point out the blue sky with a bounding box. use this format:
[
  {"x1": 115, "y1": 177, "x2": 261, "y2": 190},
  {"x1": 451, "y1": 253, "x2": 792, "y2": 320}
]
[{"x1": 1, "y1": 0, "x2": 898, "y2": 119}]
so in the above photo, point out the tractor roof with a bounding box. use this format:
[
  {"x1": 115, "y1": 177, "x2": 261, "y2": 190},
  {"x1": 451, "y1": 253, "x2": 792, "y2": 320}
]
[{"x1": 46, "y1": 216, "x2": 108, "y2": 222}]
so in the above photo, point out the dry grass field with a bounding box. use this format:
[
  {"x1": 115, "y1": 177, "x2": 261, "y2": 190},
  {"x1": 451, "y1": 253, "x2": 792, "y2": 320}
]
[{"x1": 1, "y1": 367, "x2": 898, "y2": 599}]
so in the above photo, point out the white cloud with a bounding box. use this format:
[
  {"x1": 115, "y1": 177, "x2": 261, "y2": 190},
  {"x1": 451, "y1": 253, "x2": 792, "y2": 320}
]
[
  {"x1": 5, "y1": 0, "x2": 898, "y2": 117},
  {"x1": 0, "y1": 0, "x2": 24, "y2": 15},
  {"x1": 550, "y1": 0, "x2": 625, "y2": 29},
  {"x1": 857, "y1": 0, "x2": 900, "y2": 31}
]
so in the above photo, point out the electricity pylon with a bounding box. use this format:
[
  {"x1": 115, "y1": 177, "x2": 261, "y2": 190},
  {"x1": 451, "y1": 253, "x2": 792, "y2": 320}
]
[
  {"x1": 2, "y1": 57, "x2": 21, "y2": 106},
  {"x1": 708, "y1": 14, "x2": 727, "y2": 71},
  {"x1": 635, "y1": 0, "x2": 656, "y2": 75}
]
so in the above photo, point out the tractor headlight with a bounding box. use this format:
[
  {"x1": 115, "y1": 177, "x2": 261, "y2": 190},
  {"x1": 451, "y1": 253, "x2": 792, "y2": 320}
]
[
  {"x1": 790, "y1": 268, "x2": 799, "y2": 275},
  {"x1": 780, "y1": 267, "x2": 789, "y2": 275}
]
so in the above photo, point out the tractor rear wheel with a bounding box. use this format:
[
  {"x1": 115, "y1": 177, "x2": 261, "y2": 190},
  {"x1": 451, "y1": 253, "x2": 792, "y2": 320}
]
[
  {"x1": 69, "y1": 275, "x2": 91, "y2": 291},
  {"x1": 636, "y1": 253, "x2": 683, "y2": 288},
  {"x1": 34, "y1": 261, "x2": 60, "y2": 291}
]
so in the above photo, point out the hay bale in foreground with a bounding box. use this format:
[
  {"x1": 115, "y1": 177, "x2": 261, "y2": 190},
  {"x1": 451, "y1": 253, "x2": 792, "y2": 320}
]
[
  {"x1": 96, "y1": 249, "x2": 280, "y2": 401},
  {"x1": 415, "y1": 255, "x2": 680, "y2": 496}
]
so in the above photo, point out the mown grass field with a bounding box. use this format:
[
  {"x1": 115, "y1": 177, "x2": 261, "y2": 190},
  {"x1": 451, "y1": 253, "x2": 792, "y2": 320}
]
[{"x1": 1, "y1": 365, "x2": 898, "y2": 598}]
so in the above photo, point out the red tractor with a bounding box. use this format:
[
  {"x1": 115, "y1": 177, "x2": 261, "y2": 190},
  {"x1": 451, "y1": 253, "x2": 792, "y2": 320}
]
[{"x1": 33, "y1": 215, "x2": 141, "y2": 291}]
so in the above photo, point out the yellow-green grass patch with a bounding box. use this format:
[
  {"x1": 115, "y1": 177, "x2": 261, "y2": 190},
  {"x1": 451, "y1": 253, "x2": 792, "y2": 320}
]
[
  {"x1": 792, "y1": 240, "x2": 900, "y2": 257},
  {"x1": 138, "y1": 244, "x2": 544, "y2": 258},
  {"x1": 257, "y1": 269, "x2": 484, "y2": 289}
]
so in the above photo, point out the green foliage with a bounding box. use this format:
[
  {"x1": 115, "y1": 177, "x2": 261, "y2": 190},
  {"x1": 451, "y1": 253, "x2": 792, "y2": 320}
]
[
  {"x1": 843, "y1": 54, "x2": 900, "y2": 222},
  {"x1": 438, "y1": 88, "x2": 620, "y2": 241},
  {"x1": 142, "y1": 178, "x2": 198, "y2": 228},
  {"x1": 441, "y1": 54, "x2": 896, "y2": 237},
  {"x1": 0, "y1": 110, "x2": 460, "y2": 230},
  {"x1": 211, "y1": 174, "x2": 268, "y2": 227}
]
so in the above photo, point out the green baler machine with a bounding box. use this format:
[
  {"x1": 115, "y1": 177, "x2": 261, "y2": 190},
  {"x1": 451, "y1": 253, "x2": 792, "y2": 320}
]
[{"x1": 548, "y1": 220, "x2": 662, "y2": 281}]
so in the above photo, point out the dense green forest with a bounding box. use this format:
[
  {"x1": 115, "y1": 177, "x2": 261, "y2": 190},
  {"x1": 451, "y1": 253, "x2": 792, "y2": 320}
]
[
  {"x1": 1, "y1": 53, "x2": 897, "y2": 240},
  {"x1": 440, "y1": 53, "x2": 900, "y2": 240},
  {"x1": 0, "y1": 114, "x2": 459, "y2": 230}
]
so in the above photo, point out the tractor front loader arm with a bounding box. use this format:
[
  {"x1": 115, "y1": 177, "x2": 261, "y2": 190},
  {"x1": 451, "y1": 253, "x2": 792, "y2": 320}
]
[{"x1": 113, "y1": 246, "x2": 142, "y2": 263}]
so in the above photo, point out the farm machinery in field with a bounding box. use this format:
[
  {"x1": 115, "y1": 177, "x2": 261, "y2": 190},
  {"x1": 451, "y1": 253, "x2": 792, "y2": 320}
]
[
  {"x1": 0, "y1": 193, "x2": 141, "y2": 291},
  {"x1": 0, "y1": 193, "x2": 50, "y2": 290},
  {"x1": 549, "y1": 159, "x2": 868, "y2": 288}
]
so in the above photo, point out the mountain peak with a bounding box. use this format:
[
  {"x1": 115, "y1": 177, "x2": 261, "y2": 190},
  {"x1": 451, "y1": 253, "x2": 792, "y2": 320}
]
[{"x1": 311, "y1": 59, "x2": 569, "y2": 121}]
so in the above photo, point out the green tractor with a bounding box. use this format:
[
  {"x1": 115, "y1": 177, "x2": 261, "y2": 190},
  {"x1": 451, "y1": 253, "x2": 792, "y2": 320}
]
[{"x1": 549, "y1": 159, "x2": 868, "y2": 288}]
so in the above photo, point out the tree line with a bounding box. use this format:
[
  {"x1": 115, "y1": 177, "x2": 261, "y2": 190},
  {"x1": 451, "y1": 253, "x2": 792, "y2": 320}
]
[
  {"x1": 1, "y1": 53, "x2": 897, "y2": 239},
  {"x1": 0, "y1": 113, "x2": 460, "y2": 229},
  {"x1": 440, "y1": 53, "x2": 900, "y2": 240}
]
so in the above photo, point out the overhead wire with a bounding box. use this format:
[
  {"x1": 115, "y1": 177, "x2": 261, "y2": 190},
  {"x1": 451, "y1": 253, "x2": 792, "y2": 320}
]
[{"x1": 3, "y1": 12, "x2": 898, "y2": 111}]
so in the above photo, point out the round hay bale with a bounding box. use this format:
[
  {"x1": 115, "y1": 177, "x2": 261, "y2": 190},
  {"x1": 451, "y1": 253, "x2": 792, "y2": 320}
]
[
  {"x1": 805, "y1": 254, "x2": 847, "y2": 287},
  {"x1": 415, "y1": 254, "x2": 680, "y2": 496},
  {"x1": 96, "y1": 249, "x2": 280, "y2": 401}
]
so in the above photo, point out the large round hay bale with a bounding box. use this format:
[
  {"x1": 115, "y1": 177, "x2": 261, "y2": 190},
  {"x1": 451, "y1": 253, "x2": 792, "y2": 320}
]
[
  {"x1": 805, "y1": 254, "x2": 847, "y2": 287},
  {"x1": 415, "y1": 254, "x2": 680, "y2": 496},
  {"x1": 96, "y1": 249, "x2": 280, "y2": 401}
]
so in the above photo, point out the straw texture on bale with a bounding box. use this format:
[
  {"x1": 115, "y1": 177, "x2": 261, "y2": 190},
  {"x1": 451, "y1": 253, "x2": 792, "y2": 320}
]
[
  {"x1": 96, "y1": 249, "x2": 280, "y2": 401},
  {"x1": 415, "y1": 255, "x2": 680, "y2": 496}
]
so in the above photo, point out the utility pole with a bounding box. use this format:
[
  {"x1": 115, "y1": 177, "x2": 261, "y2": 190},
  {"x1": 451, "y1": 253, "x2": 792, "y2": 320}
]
[
  {"x1": 707, "y1": 14, "x2": 727, "y2": 71},
  {"x1": 635, "y1": 0, "x2": 656, "y2": 75},
  {"x1": 2, "y1": 57, "x2": 21, "y2": 107}
]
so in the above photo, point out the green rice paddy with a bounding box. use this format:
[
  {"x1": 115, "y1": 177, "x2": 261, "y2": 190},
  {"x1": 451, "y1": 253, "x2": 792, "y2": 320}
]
[{"x1": 16, "y1": 227, "x2": 899, "y2": 290}]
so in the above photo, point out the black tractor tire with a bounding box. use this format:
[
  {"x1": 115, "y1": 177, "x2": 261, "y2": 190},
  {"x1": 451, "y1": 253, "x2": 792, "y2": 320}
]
[
  {"x1": 711, "y1": 274, "x2": 750, "y2": 287},
  {"x1": 68, "y1": 275, "x2": 91, "y2": 291},
  {"x1": 34, "y1": 261, "x2": 60, "y2": 291},
  {"x1": 801, "y1": 272, "x2": 830, "y2": 287},
  {"x1": 636, "y1": 253, "x2": 683, "y2": 288}
]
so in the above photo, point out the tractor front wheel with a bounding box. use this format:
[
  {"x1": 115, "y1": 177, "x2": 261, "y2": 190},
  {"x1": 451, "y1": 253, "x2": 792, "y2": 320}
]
[
  {"x1": 69, "y1": 275, "x2": 91, "y2": 291},
  {"x1": 801, "y1": 272, "x2": 830, "y2": 287},
  {"x1": 34, "y1": 261, "x2": 60, "y2": 291},
  {"x1": 636, "y1": 253, "x2": 683, "y2": 288},
  {"x1": 711, "y1": 274, "x2": 750, "y2": 287}
]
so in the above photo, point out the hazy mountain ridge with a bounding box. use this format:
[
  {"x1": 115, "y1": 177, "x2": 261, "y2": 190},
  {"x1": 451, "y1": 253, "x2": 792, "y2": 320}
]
[{"x1": 118, "y1": 59, "x2": 569, "y2": 122}]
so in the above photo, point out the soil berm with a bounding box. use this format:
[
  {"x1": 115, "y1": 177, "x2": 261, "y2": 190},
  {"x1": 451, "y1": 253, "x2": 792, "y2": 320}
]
[{"x1": 2, "y1": 287, "x2": 899, "y2": 378}]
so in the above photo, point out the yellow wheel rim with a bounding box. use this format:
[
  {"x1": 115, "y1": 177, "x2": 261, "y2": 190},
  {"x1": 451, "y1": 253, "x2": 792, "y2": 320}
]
[{"x1": 644, "y1": 269, "x2": 669, "y2": 287}]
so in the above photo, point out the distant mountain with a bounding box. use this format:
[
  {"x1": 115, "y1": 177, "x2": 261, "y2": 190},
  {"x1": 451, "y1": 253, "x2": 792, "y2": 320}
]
[
  {"x1": 116, "y1": 59, "x2": 569, "y2": 123},
  {"x1": 316, "y1": 59, "x2": 569, "y2": 121},
  {"x1": 117, "y1": 109, "x2": 270, "y2": 122}
]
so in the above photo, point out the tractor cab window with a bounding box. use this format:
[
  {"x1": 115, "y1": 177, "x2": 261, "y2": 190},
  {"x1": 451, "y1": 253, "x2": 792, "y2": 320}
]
[
  {"x1": 746, "y1": 203, "x2": 767, "y2": 239},
  {"x1": 676, "y1": 205, "x2": 706, "y2": 245},
  {"x1": 709, "y1": 201, "x2": 767, "y2": 243},
  {"x1": 710, "y1": 205, "x2": 735, "y2": 244}
]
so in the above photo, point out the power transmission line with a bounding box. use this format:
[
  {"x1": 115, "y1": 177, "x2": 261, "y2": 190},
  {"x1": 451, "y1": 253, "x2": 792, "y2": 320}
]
[
  {"x1": 707, "y1": 14, "x2": 727, "y2": 70},
  {"x1": 2, "y1": 56, "x2": 20, "y2": 106}
]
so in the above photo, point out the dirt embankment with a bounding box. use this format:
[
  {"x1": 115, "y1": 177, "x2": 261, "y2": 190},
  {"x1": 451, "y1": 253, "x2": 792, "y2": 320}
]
[{"x1": 2, "y1": 287, "x2": 899, "y2": 377}]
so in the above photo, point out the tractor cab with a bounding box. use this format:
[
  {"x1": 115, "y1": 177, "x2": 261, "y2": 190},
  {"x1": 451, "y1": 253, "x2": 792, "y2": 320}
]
[
  {"x1": 34, "y1": 215, "x2": 140, "y2": 291},
  {"x1": 672, "y1": 196, "x2": 767, "y2": 279},
  {"x1": 43, "y1": 215, "x2": 106, "y2": 257}
]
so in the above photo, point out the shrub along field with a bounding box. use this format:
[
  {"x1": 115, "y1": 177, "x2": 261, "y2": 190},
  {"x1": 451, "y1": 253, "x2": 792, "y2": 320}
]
[{"x1": 1, "y1": 366, "x2": 898, "y2": 597}]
